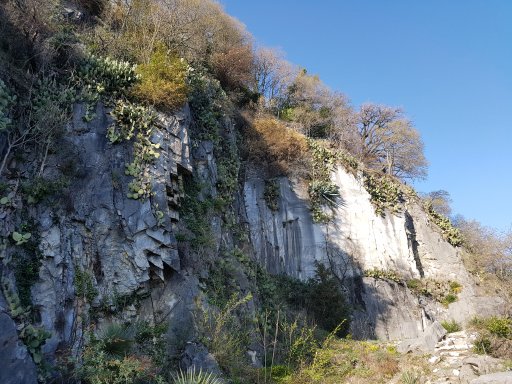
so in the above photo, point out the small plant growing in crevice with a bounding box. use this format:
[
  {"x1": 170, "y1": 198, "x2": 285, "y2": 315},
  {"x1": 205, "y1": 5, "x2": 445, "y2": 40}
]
[
  {"x1": 406, "y1": 278, "x2": 462, "y2": 307},
  {"x1": 74, "y1": 266, "x2": 98, "y2": 303},
  {"x1": 441, "y1": 319, "x2": 462, "y2": 333},
  {"x1": 20, "y1": 324, "x2": 51, "y2": 364},
  {"x1": 264, "y1": 178, "x2": 280, "y2": 211},
  {"x1": 107, "y1": 100, "x2": 160, "y2": 200},
  {"x1": 0, "y1": 79, "x2": 16, "y2": 131},
  {"x1": 12, "y1": 231, "x2": 32, "y2": 245},
  {"x1": 474, "y1": 336, "x2": 491, "y2": 354},
  {"x1": 364, "y1": 268, "x2": 403, "y2": 284},
  {"x1": 401, "y1": 370, "x2": 421, "y2": 384}
]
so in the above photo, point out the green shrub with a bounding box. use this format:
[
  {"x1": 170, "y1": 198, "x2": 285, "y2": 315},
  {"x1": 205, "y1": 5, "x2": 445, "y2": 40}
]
[
  {"x1": 107, "y1": 99, "x2": 160, "y2": 201},
  {"x1": 19, "y1": 324, "x2": 51, "y2": 364},
  {"x1": 474, "y1": 336, "x2": 492, "y2": 354},
  {"x1": 406, "y1": 278, "x2": 420, "y2": 290},
  {"x1": 401, "y1": 371, "x2": 421, "y2": 384},
  {"x1": 171, "y1": 367, "x2": 222, "y2": 384},
  {"x1": 74, "y1": 266, "x2": 98, "y2": 303},
  {"x1": 97, "y1": 323, "x2": 135, "y2": 358},
  {"x1": 307, "y1": 140, "x2": 347, "y2": 223},
  {"x1": 133, "y1": 321, "x2": 167, "y2": 367},
  {"x1": 78, "y1": 344, "x2": 153, "y2": 384},
  {"x1": 308, "y1": 180, "x2": 340, "y2": 207},
  {"x1": 486, "y1": 317, "x2": 511, "y2": 338},
  {"x1": 197, "y1": 293, "x2": 252, "y2": 379},
  {"x1": 12, "y1": 231, "x2": 31, "y2": 246},
  {"x1": 441, "y1": 320, "x2": 462, "y2": 333},
  {"x1": 364, "y1": 268, "x2": 403, "y2": 284},
  {"x1": 107, "y1": 100, "x2": 155, "y2": 143},
  {"x1": 441, "y1": 293, "x2": 458, "y2": 306},
  {"x1": 21, "y1": 177, "x2": 69, "y2": 204},
  {"x1": 81, "y1": 54, "x2": 139, "y2": 95},
  {"x1": 270, "y1": 365, "x2": 292, "y2": 383},
  {"x1": 78, "y1": 323, "x2": 158, "y2": 384},
  {"x1": 449, "y1": 281, "x2": 462, "y2": 293},
  {"x1": 133, "y1": 44, "x2": 188, "y2": 110},
  {"x1": 406, "y1": 278, "x2": 462, "y2": 306},
  {"x1": 307, "y1": 263, "x2": 351, "y2": 336}
]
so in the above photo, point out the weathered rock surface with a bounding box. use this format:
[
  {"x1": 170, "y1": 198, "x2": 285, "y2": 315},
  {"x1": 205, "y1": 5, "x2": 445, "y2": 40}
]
[
  {"x1": 0, "y1": 292, "x2": 38, "y2": 384},
  {"x1": 180, "y1": 342, "x2": 224, "y2": 377},
  {"x1": 244, "y1": 177, "x2": 325, "y2": 279},
  {"x1": 421, "y1": 330, "x2": 507, "y2": 384},
  {"x1": 471, "y1": 372, "x2": 512, "y2": 384},
  {"x1": 9, "y1": 102, "x2": 200, "y2": 360},
  {"x1": 397, "y1": 321, "x2": 447, "y2": 353},
  {"x1": 244, "y1": 165, "x2": 502, "y2": 340}
]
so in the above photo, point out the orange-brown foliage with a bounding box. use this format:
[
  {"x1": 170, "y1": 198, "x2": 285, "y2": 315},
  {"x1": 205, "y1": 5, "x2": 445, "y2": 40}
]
[
  {"x1": 245, "y1": 114, "x2": 310, "y2": 177},
  {"x1": 212, "y1": 45, "x2": 255, "y2": 91}
]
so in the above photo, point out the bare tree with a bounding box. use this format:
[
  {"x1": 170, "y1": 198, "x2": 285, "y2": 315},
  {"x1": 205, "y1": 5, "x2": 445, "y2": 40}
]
[
  {"x1": 283, "y1": 69, "x2": 356, "y2": 143},
  {"x1": 357, "y1": 103, "x2": 427, "y2": 180},
  {"x1": 253, "y1": 47, "x2": 296, "y2": 110},
  {"x1": 421, "y1": 190, "x2": 452, "y2": 216},
  {"x1": 454, "y1": 216, "x2": 512, "y2": 280}
]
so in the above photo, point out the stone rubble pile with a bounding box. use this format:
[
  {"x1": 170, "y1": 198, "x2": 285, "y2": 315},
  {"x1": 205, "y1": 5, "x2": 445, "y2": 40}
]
[{"x1": 424, "y1": 331, "x2": 510, "y2": 384}]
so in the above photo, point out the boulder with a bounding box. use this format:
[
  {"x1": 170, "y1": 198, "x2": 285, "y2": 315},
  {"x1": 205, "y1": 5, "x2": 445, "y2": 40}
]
[
  {"x1": 397, "y1": 321, "x2": 447, "y2": 352},
  {"x1": 471, "y1": 372, "x2": 512, "y2": 384}
]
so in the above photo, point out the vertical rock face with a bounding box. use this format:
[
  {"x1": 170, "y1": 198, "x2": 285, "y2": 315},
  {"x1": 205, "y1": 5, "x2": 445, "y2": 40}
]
[
  {"x1": 243, "y1": 165, "x2": 500, "y2": 340},
  {"x1": 0, "y1": 292, "x2": 38, "y2": 384},
  {"x1": 24, "y1": 102, "x2": 197, "y2": 357},
  {"x1": 244, "y1": 177, "x2": 326, "y2": 280},
  {"x1": 1, "y1": 98, "x2": 504, "y2": 382}
]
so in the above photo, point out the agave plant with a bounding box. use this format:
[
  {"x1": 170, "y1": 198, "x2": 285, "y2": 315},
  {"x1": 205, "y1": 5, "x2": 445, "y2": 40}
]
[
  {"x1": 97, "y1": 322, "x2": 135, "y2": 358},
  {"x1": 172, "y1": 367, "x2": 222, "y2": 384}
]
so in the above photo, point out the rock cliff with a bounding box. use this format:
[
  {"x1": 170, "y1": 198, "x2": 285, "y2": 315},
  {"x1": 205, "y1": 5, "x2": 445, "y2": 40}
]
[{"x1": 0, "y1": 102, "x2": 503, "y2": 381}]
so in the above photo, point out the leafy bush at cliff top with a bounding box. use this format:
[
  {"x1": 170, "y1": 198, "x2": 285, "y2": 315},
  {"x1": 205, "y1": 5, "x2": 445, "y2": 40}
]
[{"x1": 133, "y1": 44, "x2": 188, "y2": 110}]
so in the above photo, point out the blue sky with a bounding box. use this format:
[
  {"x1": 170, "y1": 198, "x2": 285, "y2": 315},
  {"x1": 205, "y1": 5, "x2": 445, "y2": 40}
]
[{"x1": 222, "y1": 0, "x2": 512, "y2": 231}]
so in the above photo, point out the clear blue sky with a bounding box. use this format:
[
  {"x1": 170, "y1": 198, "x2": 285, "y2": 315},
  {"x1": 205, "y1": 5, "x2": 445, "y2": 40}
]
[{"x1": 222, "y1": 0, "x2": 512, "y2": 232}]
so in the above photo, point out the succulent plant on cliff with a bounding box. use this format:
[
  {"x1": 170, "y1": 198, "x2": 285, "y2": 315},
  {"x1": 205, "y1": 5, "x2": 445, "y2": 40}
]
[
  {"x1": 12, "y1": 231, "x2": 31, "y2": 246},
  {"x1": 423, "y1": 201, "x2": 463, "y2": 247},
  {"x1": 172, "y1": 367, "x2": 222, "y2": 384}
]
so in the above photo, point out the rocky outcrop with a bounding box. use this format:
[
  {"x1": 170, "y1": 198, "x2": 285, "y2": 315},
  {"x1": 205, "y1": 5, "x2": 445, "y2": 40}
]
[
  {"x1": 0, "y1": 95, "x2": 505, "y2": 382},
  {"x1": 244, "y1": 165, "x2": 502, "y2": 341},
  {"x1": 0, "y1": 101, "x2": 199, "y2": 365},
  {"x1": 471, "y1": 372, "x2": 512, "y2": 384},
  {"x1": 424, "y1": 331, "x2": 506, "y2": 384}
]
